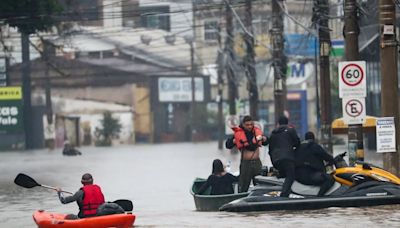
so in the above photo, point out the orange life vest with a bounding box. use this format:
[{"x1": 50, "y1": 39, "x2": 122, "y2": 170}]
[
  {"x1": 81, "y1": 184, "x2": 105, "y2": 217},
  {"x1": 232, "y1": 126, "x2": 263, "y2": 150}
]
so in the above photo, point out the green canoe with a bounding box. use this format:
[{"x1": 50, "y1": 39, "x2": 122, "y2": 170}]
[{"x1": 190, "y1": 177, "x2": 249, "y2": 211}]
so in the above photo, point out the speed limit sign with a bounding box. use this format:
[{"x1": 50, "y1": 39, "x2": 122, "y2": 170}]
[{"x1": 338, "y1": 61, "x2": 366, "y2": 98}]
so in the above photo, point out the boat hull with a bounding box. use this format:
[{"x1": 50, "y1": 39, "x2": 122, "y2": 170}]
[
  {"x1": 220, "y1": 194, "x2": 400, "y2": 212},
  {"x1": 191, "y1": 178, "x2": 249, "y2": 211},
  {"x1": 220, "y1": 181, "x2": 400, "y2": 212},
  {"x1": 33, "y1": 210, "x2": 135, "y2": 228}
]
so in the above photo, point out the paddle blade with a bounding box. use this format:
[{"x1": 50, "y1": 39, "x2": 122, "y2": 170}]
[
  {"x1": 14, "y1": 173, "x2": 40, "y2": 189},
  {"x1": 113, "y1": 199, "x2": 133, "y2": 212}
]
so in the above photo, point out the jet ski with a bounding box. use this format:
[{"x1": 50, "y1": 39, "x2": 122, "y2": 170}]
[
  {"x1": 220, "y1": 179, "x2": 400, "y2": 212},
  {"x1": 220, "y1": 153, "x2": 400, "y2": 212},
  {"x1": 254, "y1": 152, "x2": 400, "y2": 187}
]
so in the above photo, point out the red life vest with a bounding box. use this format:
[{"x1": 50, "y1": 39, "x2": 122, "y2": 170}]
[
  {"x1": 81, "y1": 184, "x2": 105, "y2": 217},
  {"x1": 232, "y1": 126, "x2": 263, "y2": 150}
]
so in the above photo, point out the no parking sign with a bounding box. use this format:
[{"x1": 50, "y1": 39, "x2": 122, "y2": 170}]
[
  {"x1": 338, "y1": 61, "x2": 366, "y2": 98},
  {"x1": 342, "y1": 97, "x2": 366, "y2": 124}
]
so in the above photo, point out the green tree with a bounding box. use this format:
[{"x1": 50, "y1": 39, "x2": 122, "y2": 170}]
[
  {"x1": 189, "y1": 104, "x2": 218, "y2": 140},
  {"x1": 95, "y1": 111, "x2": 122, "y2": 146},
  {"x1": 0, "y1": 1, "x2": 62, "y2": 34},
  {"x1": 0, "y1": 0, "x2": 62, "y2": 149}
]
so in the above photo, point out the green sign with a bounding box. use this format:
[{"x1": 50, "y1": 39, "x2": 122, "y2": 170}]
[
  {"x1": 330, "y1": 39, "x2": 344, "y2": 58},
  {"x1": 0, "y1": 87, "x2": 24, "y2": 133}
]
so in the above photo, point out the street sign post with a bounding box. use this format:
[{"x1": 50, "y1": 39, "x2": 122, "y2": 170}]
[
  {"x1": 338, "y1": 61, "x2": 366, "y2": 98},
  {"x1": 342, "y1": 97, "x2": 366, "y2": 125}
]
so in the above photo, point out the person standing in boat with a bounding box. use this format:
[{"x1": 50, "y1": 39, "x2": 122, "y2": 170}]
[
  {"x1": 268, "y1": 116, "x2": 300, "y2": 197},
  {"x1": 197, "y1": 159, "x2": 239, "y2": 195},
  {"x1": 56, "y1": 173, "x2": 105, "y2": 218},
  {"x1": 228, "y1": 115, "x2": 268, "y2": 193},
  {"x1": 295, "y1": 131, "x2": 335, "y2": 196}
]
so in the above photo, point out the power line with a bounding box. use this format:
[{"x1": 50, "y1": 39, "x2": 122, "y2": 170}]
[{"x1": 0, "y1": 1, "x2": 264, "y2": 25}]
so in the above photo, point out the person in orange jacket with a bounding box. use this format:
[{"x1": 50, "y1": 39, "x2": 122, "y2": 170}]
[{"x1": 227, "y1": 115, "x2": 268, "y2": 192}]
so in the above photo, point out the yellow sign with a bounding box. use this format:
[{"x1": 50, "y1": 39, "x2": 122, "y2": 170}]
[
  {"x1": 234, "y1": 34, "x2": 272, "y2": 59},
  {"x1": 0, "y1": 87, "x2": 22, "y2": 100}
]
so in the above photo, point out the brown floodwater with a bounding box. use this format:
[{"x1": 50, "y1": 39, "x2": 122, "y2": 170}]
[{"x1": 0, "y1": 142, "x2": 399, "y2": 227}]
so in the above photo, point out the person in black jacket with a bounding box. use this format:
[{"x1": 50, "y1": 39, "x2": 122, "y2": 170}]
[
  {"x1": 268, "y1": 116, "x2": 300, "y2": 197},
  {"x1": 295, "y1": 131, "x2": 335, "y2": 196},
  {"x1": 197, "y1": 159, "x2": 239, "y2": 195}
]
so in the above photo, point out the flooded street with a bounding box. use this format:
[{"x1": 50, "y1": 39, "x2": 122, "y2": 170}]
[{"x1": 1, "y1": 142, "x2": 399, "y2": 227}]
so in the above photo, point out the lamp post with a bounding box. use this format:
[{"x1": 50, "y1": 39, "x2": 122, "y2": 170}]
[{"x1": 184, "y1": 35, "x2": 196, "y2": 142}]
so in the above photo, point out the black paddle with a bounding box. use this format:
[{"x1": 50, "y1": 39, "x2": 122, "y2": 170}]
[
  {"x1": 112, "y1": 199, "x2": 133, "y2": 212},
  {"x1": 14, "y1": 173, "x2": 134, "y2": 211},
  {"x1": 14, "y1": 173, "x2": 73, "y2": 194}
]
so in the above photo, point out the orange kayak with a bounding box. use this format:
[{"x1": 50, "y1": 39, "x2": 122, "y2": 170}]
[{"x1": 33, "y1": 210, "x2": 135, "y2": 228}]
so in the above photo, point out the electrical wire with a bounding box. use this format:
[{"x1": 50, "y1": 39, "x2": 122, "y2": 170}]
[{"x1": 3, "y1": 0, "x2": 370, "y2": 82}]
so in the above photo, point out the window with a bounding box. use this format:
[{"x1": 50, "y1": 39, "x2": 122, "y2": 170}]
[
  {"x1": 204, "y1": 20, "x2": 218, "y2": 41},
  {"x1": 140, "y1": 6, "x2": 171, "y2": 31}
]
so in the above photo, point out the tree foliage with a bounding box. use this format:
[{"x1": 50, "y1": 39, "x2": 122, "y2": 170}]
[
  {"x1": 0, "y1": 0, "x2": 62, "y2": 34},
  {"x1": 95, "y1": 111, "x2": 122, "y2": 147},
  {"x1": 190, "y1": 104, "x2": 218, "y2": 134}
]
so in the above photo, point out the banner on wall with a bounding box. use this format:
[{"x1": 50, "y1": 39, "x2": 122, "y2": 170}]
[{"x1": 0, "y1": 87, "x2": 24, "y2": 133}]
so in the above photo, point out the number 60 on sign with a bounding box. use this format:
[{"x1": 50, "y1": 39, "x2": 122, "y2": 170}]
[{"x1": 338, "y1": 61, "x2": 367, "y2": 98}]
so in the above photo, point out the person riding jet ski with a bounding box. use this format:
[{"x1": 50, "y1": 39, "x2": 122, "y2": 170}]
[{"x1": 295, "y1": 131, "x2": 335, "y2": 196}]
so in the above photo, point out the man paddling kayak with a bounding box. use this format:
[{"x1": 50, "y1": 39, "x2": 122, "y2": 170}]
[{"x1": 56, "y1": 173, "x2": 105, "y2": 218}]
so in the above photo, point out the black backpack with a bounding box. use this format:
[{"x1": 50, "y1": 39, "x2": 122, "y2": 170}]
[{"x1": 96, "y1": 202, "x2": 124, "y2": 216}]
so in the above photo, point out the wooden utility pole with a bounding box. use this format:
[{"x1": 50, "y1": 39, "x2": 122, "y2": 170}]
[
  {"x1": 225, "y1": 0, "x2": 237, "y2": 116},
  {"x1": 42, "y1": 40, "x2": 53, "y2": 125},
  {"x1": 379, "y1": 0, "x2": 399, "y2": 175},
  {"x1": 189, "y1": 39, "x2": 196, "y2": 141},
  {"x1": 190, "y1": 1, "x2": 197, "y2": 142},
  {"x1": 271, "y1": 0, "x2": 286, "y2": 122},
  {"x1": 314, "y1": 0, "x2": 332, "y2": 153},
  {"x1": 5, "y1": 57, "x2": 10, "y2": 86},
  {"x1": 244, "y1": 0, "x2": 259, "y2": 120},
  {"x1": 43, "y1": 40, "x2": 55, "y2": 149},
  {"x1": 21, "y1": 32, "x2": 33, "y2": 149},
  {"x1": 344, "y1": 0, "x2": 364, "y2": 163},
  {"x1": 217, "y1": 21, "x2": 224, "y2": 149}
]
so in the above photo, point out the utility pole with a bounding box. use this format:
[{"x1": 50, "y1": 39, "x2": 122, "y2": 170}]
[
  {"x1": 189, "y1": 40, "x2": 196, "y2": 142},
  {"x1": 5, "y1": 56, "x2": 9, "y2": 86},
  {"x1": 217, "y1": 21, "x2": 224, "y2": 149},
  {"x1": 225, "y1": 0, "x2": 237, "y2": 116},
  {"x1": 43, "y1": 39, "x2": 55, "y2": 149},
  {"x1": 344, "y1": 0, "x2": 363, "y2": 163},
  {"x1": 21, "y1": 32, "x2": 33, "y2": 149},
  {"x1": 190, "y1": 0, "x2": 196, "y2": 142},
  {"x1": 42, "y1": 40, "x2": 53, "y2": 125},
  {"x1": 271, "y1": 0, "x2": 286, "y2": 122},
  {"x1": 313, "y1": 0, "x2": 332, "y2": 153},
  {"x1": 244, "y1": 0, "x2": 259, "y2": 120},
  {"x1": 379, "y1": 0, "x2": 399, "y2": 175}
]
